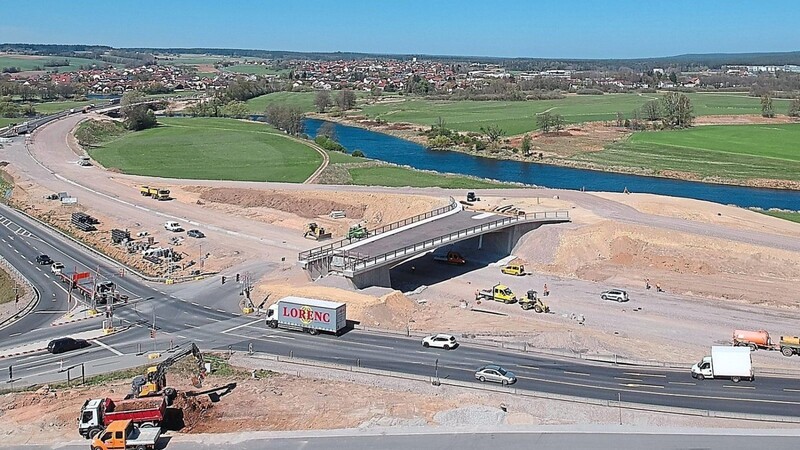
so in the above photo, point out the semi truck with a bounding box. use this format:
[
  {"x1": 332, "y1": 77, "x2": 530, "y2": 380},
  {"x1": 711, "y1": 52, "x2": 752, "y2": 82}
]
[
  {"x1": 57, "y1": 270, "x2": 116, "y2": 304},
  {"x1": 78, "y1": 397, "x2": 166, "y2": 439},
  {"x1": 475, "y1": 284, "x2": 517, "y2": 304},
  {"x1": 691, "y1": 346, "x2": 754, "y2": 383},
  {"x1": 90, "y1": 419, "x2": 161, "y2": 450},
  {"x1": 266, "y1": 296, "x2": 347, "y2": 335}
]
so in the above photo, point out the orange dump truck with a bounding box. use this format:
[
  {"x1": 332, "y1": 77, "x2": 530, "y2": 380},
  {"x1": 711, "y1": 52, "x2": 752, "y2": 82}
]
[{"x1": 732, "y1": 329, "x2": 776, "y2": 351}]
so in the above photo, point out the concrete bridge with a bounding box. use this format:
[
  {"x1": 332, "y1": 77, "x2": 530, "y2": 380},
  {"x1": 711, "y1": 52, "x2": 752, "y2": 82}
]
[{"x1": 298, "y1": 198, "x2": 570, "y2": 288}]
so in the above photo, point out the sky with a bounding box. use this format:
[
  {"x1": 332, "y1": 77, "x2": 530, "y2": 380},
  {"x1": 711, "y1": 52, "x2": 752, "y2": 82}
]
[{"x1": 1, "y1": 0, "x2": 798, "y2": 59}]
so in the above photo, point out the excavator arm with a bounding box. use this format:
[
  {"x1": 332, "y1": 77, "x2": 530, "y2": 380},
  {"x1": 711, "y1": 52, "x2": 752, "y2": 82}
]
[{"x1": 135, "y1": 343, "x2": 206, "y2": 398}]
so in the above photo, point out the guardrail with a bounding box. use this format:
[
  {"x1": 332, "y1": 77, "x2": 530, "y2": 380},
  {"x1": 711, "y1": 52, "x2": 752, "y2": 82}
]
[
  {"x1": 0, "y1": 255, "x2": 40, "y2": 330},
  {"x1": 242, "y1": 351, "x2": 800, "y2": 424},
  {"x1": 299, "y1": 196, "x2": 459, "y2": 262},
  {"x1": 333, "y1": 210, "x2": 570, "y2": 274}
]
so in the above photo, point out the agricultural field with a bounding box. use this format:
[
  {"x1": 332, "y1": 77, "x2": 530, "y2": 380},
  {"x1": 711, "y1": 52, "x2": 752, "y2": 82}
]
[
  {"x1": 347, "y1": 166, "x2": 509, "y2": 188},
  {"x1": 155, "y1": 54, "x2": 228, "y2": 65},
  {"x1": 88, "y1": 118, "x2": 322, "y2": 182},
  {"x1": 0, "y1": 118, "x2": 17, "y2": 128},
  {"x1": 0, "y1": 55, "x2": 109, "y2": 72},
  {"x1": 246, "y1": 91, "x2": 318, "y2": 114},
  {"x1": 359, "y1": 92, "x2": 792, "y2": 135},
  {"x1": 34, "y1": 100, "x2": 96, "y2": 114},
  {"x1": 571, "y1": 124, "x2": 800, "y2": 182}
]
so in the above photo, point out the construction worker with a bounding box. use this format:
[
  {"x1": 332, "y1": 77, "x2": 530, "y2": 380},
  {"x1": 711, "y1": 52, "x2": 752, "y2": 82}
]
[
  {"x1": 543, "y1": 284, "x2": 549, "y2": 297},
  {"x1": 656, "y1": 283, "x2": 663, "y2": 292},
  {"x1": 645, "y1": 278, "x2": 651, "y2": 290}
]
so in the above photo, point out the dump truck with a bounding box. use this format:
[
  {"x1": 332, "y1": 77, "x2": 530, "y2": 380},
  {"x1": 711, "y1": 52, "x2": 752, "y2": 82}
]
[
  {"x1": 691, "y1": 346, "x2": 754, "y2": 383},
  {"x1": 780, "y1": 336, "x2": 800, "y2": 357},
  {"x1": 732, "y1": 329, "x2": 775, "y2": 351},
  {"x1": 433, "y1": 251, "x2": 466, "y2": 265},
  {"x1": 78, "y1": 397, "x2": 166, "y2": 439},
  {"x1": 139, "y1": 186, "x2": 151, "y2": 196},
  {"x1": 266, "y1": 296, "x2": 347, "y2": 335},
  {"x1": 90, "y1": 419, "x2": 161, "y2": 450},
  {"x1": 304, "y1": 222, "x2": 332, "y2": 241},
  {"x1": 519, "y1": 290, "x2": 549, "y2": 313},
  {"x1": 475, "y1": 284, "x2": 517, "y2": 304}
]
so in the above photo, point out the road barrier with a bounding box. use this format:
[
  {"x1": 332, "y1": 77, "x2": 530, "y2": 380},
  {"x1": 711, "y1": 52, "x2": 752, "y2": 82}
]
[
  {"x1": 0, "y1": 254, "x2": 40, "y2": 330},
  {"x1": 244, "y1": 351, "x2": 800, "y2": 424}
]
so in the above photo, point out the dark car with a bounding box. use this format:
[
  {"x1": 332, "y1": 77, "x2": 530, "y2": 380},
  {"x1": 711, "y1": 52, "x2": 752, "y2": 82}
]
[
  {"x1": 187, "y1": 229, "x2": 205, "y2": 238},
  {"x1": 46, "y1": 337, "x2": 90, "y2": 354},
  {"x1": 35, "y1": 254, "x2": 53, "y2": 265}
]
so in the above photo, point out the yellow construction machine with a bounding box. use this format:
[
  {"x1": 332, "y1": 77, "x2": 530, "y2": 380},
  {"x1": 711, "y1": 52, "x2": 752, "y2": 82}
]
[
  {"x1": 304, "y1": 222, "x2": 332, "y2": 240},
  {"x1": 130, "y1": 343, "x2": 206, "y2": 404},
  {"x1": 519, "y1": 290, "x2": 550, "y2": 313}
]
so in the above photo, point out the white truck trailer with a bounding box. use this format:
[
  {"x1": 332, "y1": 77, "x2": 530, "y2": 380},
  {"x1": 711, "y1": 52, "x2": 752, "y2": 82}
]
[
  {"x1": 266, "y1": 296, "x2": 347, "y2": 335},
  {"x1": 691, "y1": 346, "x2": 754, "y2": 383}
]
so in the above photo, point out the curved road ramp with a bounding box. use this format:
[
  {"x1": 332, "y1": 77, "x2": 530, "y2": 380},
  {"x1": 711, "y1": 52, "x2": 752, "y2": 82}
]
[{"x1": 298, "y1": 198, "x2": 570, "y2": 288}]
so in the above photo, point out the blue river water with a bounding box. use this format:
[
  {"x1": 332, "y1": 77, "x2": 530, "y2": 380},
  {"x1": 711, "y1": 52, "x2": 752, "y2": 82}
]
[{"x1": 303, "y1": 118, "x2": 800, "y2": 211}]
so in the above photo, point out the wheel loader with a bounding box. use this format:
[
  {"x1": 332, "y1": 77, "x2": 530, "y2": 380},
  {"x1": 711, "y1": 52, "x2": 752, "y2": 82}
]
[
  {"x1": 304, "y1": 223, "x2": 332, "y2": 240},
  {"x1": 519, "y1": 290, "x2": 549, "y2": 313}
]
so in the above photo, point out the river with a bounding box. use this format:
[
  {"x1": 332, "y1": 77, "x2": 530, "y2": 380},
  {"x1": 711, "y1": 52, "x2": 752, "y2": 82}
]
[{"x1": 304, "y1": 118, "x2": 800, "y2": 211}]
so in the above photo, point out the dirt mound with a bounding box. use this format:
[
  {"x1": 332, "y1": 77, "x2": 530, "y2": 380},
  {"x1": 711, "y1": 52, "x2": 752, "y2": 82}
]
[
  {"x1": 200, "y1": 188, "x2": 367, "y2": 219},
  {"x1": 360, "y1": 291, "x2": 417, "y2": 329},
  {"x1": 171, "y1": 392, "x2": 215, "y2": 432}
]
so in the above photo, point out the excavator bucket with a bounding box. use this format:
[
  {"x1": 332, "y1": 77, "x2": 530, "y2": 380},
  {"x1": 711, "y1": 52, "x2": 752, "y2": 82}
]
[{"x1": 191, "y1": 375, "x2": 202, "y2": 388}]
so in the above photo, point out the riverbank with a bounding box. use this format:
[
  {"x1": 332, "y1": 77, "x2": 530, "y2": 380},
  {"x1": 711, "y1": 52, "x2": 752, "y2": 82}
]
[{"x1": 309, "y1": 112, "x2": 800, "y2": 191}]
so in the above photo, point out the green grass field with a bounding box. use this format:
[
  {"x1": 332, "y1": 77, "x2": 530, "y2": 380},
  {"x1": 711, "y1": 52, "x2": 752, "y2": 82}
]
[
  {"x1": 571, "y1": 124, "x2": 800, "y2": 181},
  {"x1": 348, "y1": 166, "x2": 509, "y2": 188},
  {"x1": 358, "y1": 93, "x2": 792, "y2": 135},
  {"x1": 759, "y1": 210, "x2": 800, "y2": 224},
  {"x1": 0, "y1": 55, "x2": 109, "y2": 72},
  {"x1": 246, "y1": 91, "x2": 318, "y2": 114},
  {"x1": 224, "y1": 64, "x2": 289, "y2": 76},
  {"x1": 0, "y1": 118, "x2": 17, "y2": 128},
  {"x1": 34, "y1": 100, "x2": 95, "y2": 114},
  {"x1": 88, "y1": 118, "x2": 322, "y2": 182}
]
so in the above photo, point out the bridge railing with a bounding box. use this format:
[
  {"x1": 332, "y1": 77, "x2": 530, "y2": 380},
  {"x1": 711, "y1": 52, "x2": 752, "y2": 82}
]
[
  {"x1": 334, "y1": 210, "x2": 570, "y2": 273},
  {"x1": 298, "y1": 196, "x2": 459, "y2": 262}
]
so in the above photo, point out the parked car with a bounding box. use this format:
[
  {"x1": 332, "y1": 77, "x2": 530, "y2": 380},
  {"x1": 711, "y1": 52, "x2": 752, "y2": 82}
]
[
  {"x1": 164, "y1": 221, "x2": 183, "y2": 232},
  {"x1": 600, "y1": 289, "x2": 629, "y2": 302},
  {"x1": 187, "y1": 229, "x2": 205, "y2": 238},
  {"x1": 475, "y1": 365, "x2": 517, "y2": 385},
  {"x1": 35, "y1": 254, "x2": 53, "y2": 265},
  {"x1": 422, "y1": 334, "x2": 458, "y2": 350},
  {"x1": 51, "y1": 262, "x2": 65, "y2": 274},
  {"x1": 47, "y1": 337, "x2": 90, "y2": 354}
]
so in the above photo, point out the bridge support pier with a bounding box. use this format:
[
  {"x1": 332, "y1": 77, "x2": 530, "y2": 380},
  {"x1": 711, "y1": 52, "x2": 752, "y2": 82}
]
[{"x1": 351, "y1": 266, "x2": 392, "y2": 289}]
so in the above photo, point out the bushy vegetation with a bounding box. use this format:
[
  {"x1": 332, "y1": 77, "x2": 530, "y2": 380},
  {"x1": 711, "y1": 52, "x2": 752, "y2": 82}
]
[{"x1": 75, "y1": 120, "x2": 127, "y2": 146}]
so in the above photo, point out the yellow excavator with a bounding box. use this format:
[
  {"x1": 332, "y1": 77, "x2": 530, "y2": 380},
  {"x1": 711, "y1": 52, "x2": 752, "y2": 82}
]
[
  {"x1": 129, "y1": 343, "x2": 206, "y2": 404},
  {"x1": 304, "y1": 222, "x2": 332, "y2": 240},
  {"x1": 519, "y1": 290, "x2": 550, "y2": 313}
]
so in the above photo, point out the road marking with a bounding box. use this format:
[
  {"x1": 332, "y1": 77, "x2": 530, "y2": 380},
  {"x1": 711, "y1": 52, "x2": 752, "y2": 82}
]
[
  {"x1": 620, "y1": 383, "x2": 665, "y2": 389},
  {"x1": 91, "y1": 340, "x2": 123, "y2": 356},
  {"x1": 202, "y1": 305, "x2": 211, "y2": 310},
  {"x1": 476, "y1": 359, "x2": 494, "y2": 364},
  {"x1": 624, "y1": 372, "x2": 667, "y2": 378},
  {"x1": 784, "y1": 388, "x2": 800, "y2": 393},
  {"x1": 517, "y1": 364, "x2": 539, "y2": 370},
  {"x1": 614, "y1": 377, "x2": 643, "y2": 382},
  {"x1": 263, "y1": 334, "x2": 296, "y2": 340},
  {"x1": 13, "y1": 248, "x2": 18, "y2": 253},
  {"x1": 27, "y1": 261, "x2": 33, "y2": 265},
  {"x1": 216, "y1": 309, "x2": 226, "y2": 313},
  {"x1": 724, "y1": 385, "x2": 755, "y2": 390},
  {"x1": 669, "y1": 381, "x2": 696, "y2": 386},
  {"x1": 8, "y1": 332, "x2": 21, "y2": 337},
  {"x1": 0, "y1": 238, "x2": 4, "y2": 242},
  {"x1": 191, "y1": 302, "x2": 200, "y2": 306},
  {"x1": 44, "y1": 273, "x2": 50, "y2": 278},
  {"x1": 35, "y1": 266, "x2": 41, "y2": 271},
  {"x1": 184, "y1": 323, "x2": 198, "y2": 328},
  {"x1": 563, "y1": 371, "x2": 591, "y2": 377},
  {"x1": 221, "y1": 318, "x2": 263, "y2": 334}
]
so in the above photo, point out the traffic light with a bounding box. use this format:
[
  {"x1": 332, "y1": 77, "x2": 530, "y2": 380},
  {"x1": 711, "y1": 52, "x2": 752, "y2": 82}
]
[
  {"x1": 236, "y1": 273, "x2": 240, "y2": 283},
  {"x1": 150, "y1": 329, "x2": 156, "y2": 339},
  {"x1": 221, "y1": 276, "x2": 226, "y2": 285}
]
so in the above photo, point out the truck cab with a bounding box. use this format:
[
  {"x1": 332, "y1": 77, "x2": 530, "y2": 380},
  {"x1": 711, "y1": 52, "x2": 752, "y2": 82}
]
[
  {"x1": 79, "y1": 398, "x2": 105, "y2": 438},
  {"x1": 90, "y1": 419, "x2": 161, "y2": 450},
  {"x1": 691, "y1": 346, "x2": 754, "y2": 383}
]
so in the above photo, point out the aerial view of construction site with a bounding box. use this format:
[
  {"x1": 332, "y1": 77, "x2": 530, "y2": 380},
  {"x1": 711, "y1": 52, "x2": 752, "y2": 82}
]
[{"x1": 1, "y1": 2, "x2": 800, "y2": 450}]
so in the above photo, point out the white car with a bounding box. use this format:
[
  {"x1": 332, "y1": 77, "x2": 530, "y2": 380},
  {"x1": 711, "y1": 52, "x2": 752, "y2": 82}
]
[
  {"x1": 164, "y1": 221, "x2": 183, "y2": 232},
  {"x1": 422, "y1": 334, "x2": 458, "y2": 350},
  {"x1": 51, "y1": 262, "x2": 65, "y2": 274}
]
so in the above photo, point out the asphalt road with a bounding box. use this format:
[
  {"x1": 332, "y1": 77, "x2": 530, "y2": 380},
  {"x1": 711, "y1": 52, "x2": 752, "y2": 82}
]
[
  {"x1": 16, "y1": 428, "x2": 800, "y2": 450},
  {"x1": 1, "y1": 202, "x2": 800, "y2": 417}
]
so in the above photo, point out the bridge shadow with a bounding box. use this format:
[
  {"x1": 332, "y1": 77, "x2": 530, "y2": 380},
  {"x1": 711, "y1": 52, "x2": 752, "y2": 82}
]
[{"x1": 389, "y1": 250, "x2": 507, "y2": 291}]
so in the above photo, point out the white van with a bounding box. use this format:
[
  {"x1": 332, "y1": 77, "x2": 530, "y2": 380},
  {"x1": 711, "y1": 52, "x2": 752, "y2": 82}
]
[{"x1": 164, "y1": 221, "x2": 183, "y2": 232}]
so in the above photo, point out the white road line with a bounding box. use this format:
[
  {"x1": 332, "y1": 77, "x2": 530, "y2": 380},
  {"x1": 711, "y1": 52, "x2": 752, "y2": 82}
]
[
  {"x1": 8, "y1": 332, "x2": 21, "y2": 337},
  {"x1": 620, "y1": 383, "x2": 665, "y2": 389},
  {"x1": 624, "y1": 372, "x2": 667, "y2": 378},
  {"x1": 27, "y1": 261, "x2": 33, "y2": 265},
  {"x1": 191, "y1": 302, "x2": 200, "y2": 306},
  {"x1": 90, "y1": 339, "x2": 123, "y2": 356},
  {"x1": 36, "y1": 267, "x2": 41, "y2": 271},
  {"x1": 216, "y1": 309, "x2": 226, "y2": 313},
  {"x1": 563, "y1": 371, "x2": 591, "y2": 377},
  {"x1": 44, "y1": 273, "x2": 50, "y2": 278},
  {"x1": 724, "y1": 385, "x2": 755, "y2": 390},
  {"x1": 783, "y1": 388, "x2": 800, "y2": 393},
  {"x1": 13, "y1": 248, "x2": 18, "y2": 253},
  {"x1": 202, "y1": 305, "x2": 211, "y2": 310},
  {"x1": 614, "y1": 377, "x2": 643, "y2": 382},
  {"x1": 669, "y1": 381, "x2": 696, "y2": 386},
  {"x1": 516, "y1": 364, "x2": 539, "y2": 370},
  {"x1": 221, "y1": 318, "x2": 263, "y2": 334}
]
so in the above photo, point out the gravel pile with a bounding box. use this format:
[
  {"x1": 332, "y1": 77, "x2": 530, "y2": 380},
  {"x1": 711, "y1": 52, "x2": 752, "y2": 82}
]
[{"x1": 434, "y1": 405, "x2": 507, "y2": 427}]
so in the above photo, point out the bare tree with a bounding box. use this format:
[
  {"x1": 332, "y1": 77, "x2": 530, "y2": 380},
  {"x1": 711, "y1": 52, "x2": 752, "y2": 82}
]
[
  {"x1": 761, "y1": 94, "x2": 775, "y2": 118},
  {"x1": 334, "y1": 89, "x2": 357, "y2": 111},
  {"x1": 789, "y1": 97, "x2": 800, "y2": 118},
  {"x1": 480, "y1": 124, "x2": 505, "y2": 148},
  {"x1": 314, "y1": 90, "x2": 331, "y2": 113},
  {"x1": 537, "y1": 112, "x2": 552, "y2": 133},
  {"x1": 661, "y1": 92, "x2": 694, "y2": 128},
  {"x1": 317, "y1": 121, "x2": 337, "y2": 140},
  {"x1": 641, "y1": 99, "x2": 662, "y2": 121}
]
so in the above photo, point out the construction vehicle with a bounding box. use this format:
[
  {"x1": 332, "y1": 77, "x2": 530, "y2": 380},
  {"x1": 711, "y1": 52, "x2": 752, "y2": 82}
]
[
  {"x1": 347, "y1": 224, "x2": 368, "y2": 240},
  {"x1": 90, "y1": 419, "x2": 161, "y2": 450},
  {"x1": 501, "y1": 263, "x2": 526, "y2": 276},
  {"x1": 780, "y1": 336, "x2": 800, "y2": 357},
  {"x1": 139, "y1": 186, "x2": 151, "y2": 196},
  {"x1": 475, "y1": 283, "x2": 517, "y2": 304},
  {"x1": 304, "y1": 222, "x2": 332, "y2": 241},
  {"x1": 78, "y1": 397, "x2": 166, "y2": 439},
  {"x1": 129, "y1": 343, "x2": 206, "y2": 404},
  {"x1": 519, "y1": 290, "x2": 549, "y2": 313},
  {"x1": 733, "y1": 329, "x2": 775, "y2": 351},
  {"x1": 433, "y1": 251, "x2": 466, "y2": 265}
]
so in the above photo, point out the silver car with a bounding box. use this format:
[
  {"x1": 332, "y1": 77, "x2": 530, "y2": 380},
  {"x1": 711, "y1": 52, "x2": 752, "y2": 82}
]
[
  {"x1": 601, "y1": 289, "x2": 629, "y2": 302},
  {"x1": 475, "y1": 365, "x2": 517, "y2": 385}
]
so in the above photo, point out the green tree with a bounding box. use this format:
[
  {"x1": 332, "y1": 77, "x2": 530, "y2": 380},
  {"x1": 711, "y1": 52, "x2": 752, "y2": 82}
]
[
  {"x1": 660, "y1": 92, "x2": 693, "y2": 128},
  {"x1": 120, "y1": 90, "x2": 157, "y2": 131},
  {"x1": 641, "y1": 99, "x2": 662, "y2": 121},
  {"x1": 223, "y1": 100, "x2": 249, "y2": 119},
  {"x1": 479, "y1": 124, "x2": 505, "y2": 148},
  {"x1": 669, "y1": 72, "x2": 678, "y2": 84},
  {"x1": 760, "y1": 94, "x2": 775, "y2": 118},
  {"x1": 428, "y1": 135, "x2": 452, "y2": 148},
  {"x1": 314, "y1": 90, "x2": 331, "y2": 113},
  {"x1": 552, "y1": 113, "x2": 566, "y2": 132},
  {"x1": 537, "y1": 112, "x2": 552, "y2": 133},
  {"x1": 351, "y1": 149, "x2": 365, "y2": 157},
  {"x1": 789, "y1": 97, "x2": 800, "y2": 118},
  {"x1": 520, "y1": 134, "x2": 532, "y2": 155}
]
